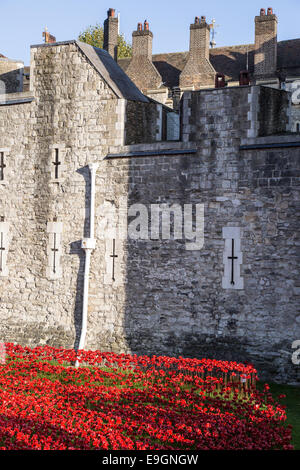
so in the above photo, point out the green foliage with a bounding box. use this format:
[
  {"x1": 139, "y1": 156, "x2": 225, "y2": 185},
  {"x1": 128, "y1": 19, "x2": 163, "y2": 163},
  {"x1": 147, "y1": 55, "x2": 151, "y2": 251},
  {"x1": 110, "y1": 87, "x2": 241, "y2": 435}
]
[
  {"x1": 78, "y1": 23, "x2": 132, "y2": 58},
  {"x1": 258, "y1": 382, "x2": 300, "y2": 450}
]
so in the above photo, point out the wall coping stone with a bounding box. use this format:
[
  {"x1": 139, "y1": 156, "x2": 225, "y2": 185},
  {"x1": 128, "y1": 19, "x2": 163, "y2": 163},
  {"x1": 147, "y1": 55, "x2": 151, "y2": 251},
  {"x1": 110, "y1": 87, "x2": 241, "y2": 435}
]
[{"x1": 241, "y1": 134, "x2": 300, "y2": 149}]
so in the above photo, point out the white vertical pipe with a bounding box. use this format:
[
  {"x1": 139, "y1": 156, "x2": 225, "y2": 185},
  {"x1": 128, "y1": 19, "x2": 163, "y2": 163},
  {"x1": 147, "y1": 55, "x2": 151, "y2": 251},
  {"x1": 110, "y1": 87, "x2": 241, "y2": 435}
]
[
  {"x1": 75, "y1": 162, "x2": 98, "y2": 368},
  {"x1": 76, "y1": 249, "x2": 91, "y2": 355},
  {"x1": 89, "y1": 162, "x2": 98, "y2": 239}
]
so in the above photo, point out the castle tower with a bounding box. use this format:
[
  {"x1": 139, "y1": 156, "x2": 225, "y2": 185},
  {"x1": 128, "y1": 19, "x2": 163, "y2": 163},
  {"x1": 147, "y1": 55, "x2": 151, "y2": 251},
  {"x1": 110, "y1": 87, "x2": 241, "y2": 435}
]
[
  {"x1": 125, "y1": 21, "x2": 162, "y2": 94},
  {"x1": 179, "y1": 16, "x2": 216, "y2": 90},
  {"x1": 254, "y1": 7, "x2": 278, "y2": 79},
  {"x1": 103, "y1": 8, "x2": 119, "y2": 61}
]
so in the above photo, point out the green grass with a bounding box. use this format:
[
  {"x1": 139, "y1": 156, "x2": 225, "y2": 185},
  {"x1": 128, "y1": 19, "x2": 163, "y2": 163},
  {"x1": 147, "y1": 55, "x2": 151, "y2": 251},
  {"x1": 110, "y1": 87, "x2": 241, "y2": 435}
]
[{"x1": 258, "y1": 382, "x2": 300, "y2": 450}]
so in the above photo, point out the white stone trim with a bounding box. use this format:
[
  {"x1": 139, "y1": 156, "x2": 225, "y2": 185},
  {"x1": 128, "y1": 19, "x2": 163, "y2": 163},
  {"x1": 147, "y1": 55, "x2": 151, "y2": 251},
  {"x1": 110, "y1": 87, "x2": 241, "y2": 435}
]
[
  {"x1": 46, "y1": 222, "x2": 63, "y2": 280},
  {"x1": 0, "y1": 221, "x2": 10, "y2": 277},
  {"x1": 222, "y1": 226, "x2": 244, "y2": 290},
  {"x1": 181, "y1": 92, "x2": 192, "y2": 142},
  {"x1": 294, "y1": 121, "x2": 300, "y2": 133},
  {"x1": 286, "y1": 93, "x2": 292, "y2": 132},
  {"x1": 167, "y1": 112, "x2": 180, "y2": 141},
  {"x1": 29, "y1": 48, "x2": 36, "y2": 93},
  {"x1": 291, "y1": 80, "x2": 300, "y2": 105},
  {"x1": 247, "y1": 87, "x2": 259, "y2": 139},
  {"x1": 156, "y1": 104, "x2": 162, "y2": 141},
  {"x1": 114, "y1": 99, "x2": 126, "y2": 147}
]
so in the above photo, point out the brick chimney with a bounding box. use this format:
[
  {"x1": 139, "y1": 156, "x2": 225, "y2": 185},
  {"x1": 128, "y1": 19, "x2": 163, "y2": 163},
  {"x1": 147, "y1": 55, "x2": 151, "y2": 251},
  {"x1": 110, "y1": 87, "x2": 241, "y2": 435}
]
[
  {"x1": 42, "y1": 28, "x2": 56, "y2": 44},
  {"x1": 103, "y1": 8, "x2": 119, "y2": 61},
  {"x1": 179, "y1": 16, "x2": 216, "y2": 89},
  {"x1": 125, "y1": 21, "x2": 162, "y2": 93},
  {"x1": 254, "y1": 7, "x2": 278, "y2": 79},
  {"x1": 132, "y1": 20, "x2": 153, "y2": 62}
]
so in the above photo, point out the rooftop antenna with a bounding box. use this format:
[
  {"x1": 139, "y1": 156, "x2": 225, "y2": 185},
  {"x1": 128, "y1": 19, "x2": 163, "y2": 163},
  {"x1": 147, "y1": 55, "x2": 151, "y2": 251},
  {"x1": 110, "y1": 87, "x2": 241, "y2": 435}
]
[
  {"x1": 246, "y1": 46, "x2": 249, "y2": 71},
  {"x1": 209, "y1": 19, "x2": 219, "y2": 48}
]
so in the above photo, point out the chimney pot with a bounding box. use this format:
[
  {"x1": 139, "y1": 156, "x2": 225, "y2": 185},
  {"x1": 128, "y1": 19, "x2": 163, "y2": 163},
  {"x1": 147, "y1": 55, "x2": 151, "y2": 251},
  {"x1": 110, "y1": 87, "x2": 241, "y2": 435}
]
[
  {"x1": 144, "y1": 20, "x2": 149, "y2": 30},
  {"x1": 239, "y1": 70, "x2": 250, "y2": 86},
  {"x1": 201, "y1": 16, "x2": 206, "y2": 24},
  {"x1": 195, "y1": 17, "x2": 200, "y2": 24},
  {"x1": 215, "y1": 73, "x2": 226, "y2": 88},
  {"x1": 137, "y1": 22, "x2": 143, "y2": 31},
  {"x1": 108, "y1": 8, "x2": 115, "y2": 17},
  {"x1": 43, "y1": 29, "x2": 56, "y2": 44},
  {"x1": 260, "y1": 8, "x2": 266, "y2": 16},
  {"x1": 267, "y1": 7, "x2": 273, "y2": 15}
]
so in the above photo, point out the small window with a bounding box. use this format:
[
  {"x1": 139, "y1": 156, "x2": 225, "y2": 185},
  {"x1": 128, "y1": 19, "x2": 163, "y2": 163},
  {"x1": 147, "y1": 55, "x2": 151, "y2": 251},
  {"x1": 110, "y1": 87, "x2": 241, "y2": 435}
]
[
  {"x1": 46, "y1": 221, "x2": 63, "y2": 280},
  {"x1": 0, "y1": 149, "x2": 9, "y2": 185},
  {"x1": 296, "y1": 122, "x2": 300, "y2": 133},
  {"x1": 53, "y1": 148, "x2": 61, "y2": 180},
  {"x1": 0, "y1": 152, "x2": 5, "y2": 181},
  {"x1": 49, "y1": 144, "x2": 66, "y2": 183}
]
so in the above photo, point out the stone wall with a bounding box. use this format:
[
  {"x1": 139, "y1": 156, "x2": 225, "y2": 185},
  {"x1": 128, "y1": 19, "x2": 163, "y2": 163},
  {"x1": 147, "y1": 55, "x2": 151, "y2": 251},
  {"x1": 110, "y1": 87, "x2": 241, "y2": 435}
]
[
  {"x1": 0, "y1": 42, "x2": 123, "y2": 348},
  {"x1": 125, "y1": 100, "x2": 160, "y2": 144},
  {"x1": 0, "y1": 58, "x2": 24, "y2": 94},
  {"x1": 258, "y1": 86, "x2": 290, "y2": 136},
  {"x1": 117, "y1": 88, "x2": 299, "y2": 383},
  {"x1": 0, "y1": 48, "x2": 299, "y2": 386},
  {"x1": 125, "y1": 100, "x2": 180, "y2": 144}
]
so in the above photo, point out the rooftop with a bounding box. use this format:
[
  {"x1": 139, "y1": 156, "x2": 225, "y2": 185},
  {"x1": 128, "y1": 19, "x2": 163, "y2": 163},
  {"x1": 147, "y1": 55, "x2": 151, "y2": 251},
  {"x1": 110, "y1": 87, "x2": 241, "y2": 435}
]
[{"x1": 118, "y1": 38, "x2": 300, "y2": 87}]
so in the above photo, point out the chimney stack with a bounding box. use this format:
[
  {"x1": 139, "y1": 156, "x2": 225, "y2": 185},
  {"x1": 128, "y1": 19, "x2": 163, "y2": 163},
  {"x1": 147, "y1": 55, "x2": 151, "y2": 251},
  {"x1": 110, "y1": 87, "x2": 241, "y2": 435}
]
[
  {"x1": 125, "y1": 21, "x2": 162, "y2": 93},
  {"x1": 254, "y1": 7, "x2": 278, "y2": 79},
  {"x1": 179, "y1": 16, "x2": 216, "y2": 89},
  {"x1": 132, "y1": 20, "x2": 153, "y2": 61},
  {"x1": 43, "y1": 28, "x2": 56, "y2": 44},
  {"x1": 215, "y1": 73, "x2": 226, "y2": 88},
  {"x1": 103, "y1": 8, "x2": 119, "y2": 61}
]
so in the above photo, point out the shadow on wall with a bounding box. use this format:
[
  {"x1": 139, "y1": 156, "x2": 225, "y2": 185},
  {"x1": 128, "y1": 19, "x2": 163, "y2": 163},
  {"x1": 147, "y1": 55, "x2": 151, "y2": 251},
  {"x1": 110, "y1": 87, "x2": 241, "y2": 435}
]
[
  {"x1": 70, "y1": 239, "x2": 85, "y2": 350},
  {"x1": 121, "y1": 97, "x2": 221, "y2": 358},
  {"x1": 0, "y1": 69, "x2": 23, "y2": 94},
  {"x1": 72, "y1": 166, "x2": 92, "y2": 350},
  {"x1": 253, "y1": 36, "x2": 277, "y2": 79},
  {"x1": 210, "y1": 49, "x2": 255, "y2": 82},
  {"x1": 153, "y1": 61, "x2": 182, "y2": 89}
]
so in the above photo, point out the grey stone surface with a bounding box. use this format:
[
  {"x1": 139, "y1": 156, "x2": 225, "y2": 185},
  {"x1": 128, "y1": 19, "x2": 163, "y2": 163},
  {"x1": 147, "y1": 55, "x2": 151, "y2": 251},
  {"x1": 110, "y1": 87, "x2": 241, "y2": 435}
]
[
  {"x1": 0, "y1": 58, "x2": 24, "y2": 94},
  {"x1": 0, "y1": 41, "x2": 299, "y2": 384}
]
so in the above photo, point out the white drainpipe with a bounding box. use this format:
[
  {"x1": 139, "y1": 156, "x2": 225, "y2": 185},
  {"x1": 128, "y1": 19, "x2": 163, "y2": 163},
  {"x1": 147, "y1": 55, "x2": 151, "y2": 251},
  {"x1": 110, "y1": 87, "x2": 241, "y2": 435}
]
[{"x1": 75, "y1": 162, "x2": 98, "y2": 368}]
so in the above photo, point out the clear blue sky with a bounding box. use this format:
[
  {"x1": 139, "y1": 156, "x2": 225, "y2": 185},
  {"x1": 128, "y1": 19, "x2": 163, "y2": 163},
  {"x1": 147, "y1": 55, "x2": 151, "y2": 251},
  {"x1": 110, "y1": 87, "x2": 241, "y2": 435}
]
[{"x1": 1, "y1": 0, "x2": 299, "y2": 64}]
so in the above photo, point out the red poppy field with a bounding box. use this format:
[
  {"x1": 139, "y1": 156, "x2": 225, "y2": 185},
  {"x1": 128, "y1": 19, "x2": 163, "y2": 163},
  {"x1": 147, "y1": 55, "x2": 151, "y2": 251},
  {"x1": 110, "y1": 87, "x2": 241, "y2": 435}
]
[{"x1": 0, "y1": 343, "x2": 293, "y2": 450}]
